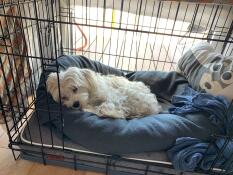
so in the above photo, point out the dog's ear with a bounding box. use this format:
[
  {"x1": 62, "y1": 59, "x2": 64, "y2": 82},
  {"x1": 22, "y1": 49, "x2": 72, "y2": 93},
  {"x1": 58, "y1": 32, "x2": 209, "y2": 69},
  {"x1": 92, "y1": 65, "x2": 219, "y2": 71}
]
[
  {"x1": 81, "y1": 69, "x2": 97, "y2": 91},
  {"x1": 46, "y1": 72, "x2": 58, "y2": 93}
]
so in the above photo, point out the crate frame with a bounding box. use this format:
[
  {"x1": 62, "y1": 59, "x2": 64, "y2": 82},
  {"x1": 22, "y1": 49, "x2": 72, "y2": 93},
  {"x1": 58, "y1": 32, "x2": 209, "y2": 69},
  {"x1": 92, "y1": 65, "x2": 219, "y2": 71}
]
[{"x1": 0, "y1": 0, "x2": 233, "y2": 174}]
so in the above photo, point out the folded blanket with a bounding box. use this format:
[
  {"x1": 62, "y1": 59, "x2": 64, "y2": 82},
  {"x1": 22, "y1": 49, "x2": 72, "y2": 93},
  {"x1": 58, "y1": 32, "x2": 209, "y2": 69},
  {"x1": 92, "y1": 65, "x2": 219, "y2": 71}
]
[
  {"x1": 169, "y1": 86, "x2": 232, "y2": 134},
  {"x1": 167, "y1": 137, "x2": 233, "y2": 171},
  {"x1": 167, "y1": 137, "x2": 208, "y2": 171}
]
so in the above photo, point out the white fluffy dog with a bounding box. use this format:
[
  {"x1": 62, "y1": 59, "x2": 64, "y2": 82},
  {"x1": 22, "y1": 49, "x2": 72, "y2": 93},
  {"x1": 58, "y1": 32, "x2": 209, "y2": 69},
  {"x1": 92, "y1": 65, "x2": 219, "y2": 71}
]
[{"x1": 46, "y1": 67, "x2": 162, "y2": 119}]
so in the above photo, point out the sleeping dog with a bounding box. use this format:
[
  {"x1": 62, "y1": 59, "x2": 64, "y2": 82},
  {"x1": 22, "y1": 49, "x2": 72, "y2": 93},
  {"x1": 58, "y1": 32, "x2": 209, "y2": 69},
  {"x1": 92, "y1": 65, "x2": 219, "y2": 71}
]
[{"x1": 47, "y1": 67, "x2": 162, "y2": 119}]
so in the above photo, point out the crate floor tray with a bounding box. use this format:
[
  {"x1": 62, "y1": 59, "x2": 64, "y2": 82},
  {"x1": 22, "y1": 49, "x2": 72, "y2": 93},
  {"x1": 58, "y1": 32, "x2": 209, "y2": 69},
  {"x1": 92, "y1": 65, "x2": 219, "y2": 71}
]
[{"x1": 19, "y1": 111, "x2": 208, "y2": 175}]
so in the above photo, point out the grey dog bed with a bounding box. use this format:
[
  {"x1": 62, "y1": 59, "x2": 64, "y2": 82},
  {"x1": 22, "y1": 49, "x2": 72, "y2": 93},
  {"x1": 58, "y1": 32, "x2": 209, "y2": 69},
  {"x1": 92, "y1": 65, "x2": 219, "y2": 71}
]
[{"x1": 23, "y1": 55, "x2": 220, "y2": 154}]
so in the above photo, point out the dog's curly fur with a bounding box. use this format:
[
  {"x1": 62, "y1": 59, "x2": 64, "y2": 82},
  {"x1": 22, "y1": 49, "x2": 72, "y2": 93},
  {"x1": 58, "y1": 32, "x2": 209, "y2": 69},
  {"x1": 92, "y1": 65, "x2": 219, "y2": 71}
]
[{"x1": 46, "y1": 67, "x2": 162, "y2": 119}]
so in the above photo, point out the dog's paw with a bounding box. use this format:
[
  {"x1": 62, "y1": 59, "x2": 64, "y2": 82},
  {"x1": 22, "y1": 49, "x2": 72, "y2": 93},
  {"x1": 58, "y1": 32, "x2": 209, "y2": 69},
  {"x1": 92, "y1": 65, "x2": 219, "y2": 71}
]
[{"x1": 99, "y1": 104, "x2": 125, "y2": 119}]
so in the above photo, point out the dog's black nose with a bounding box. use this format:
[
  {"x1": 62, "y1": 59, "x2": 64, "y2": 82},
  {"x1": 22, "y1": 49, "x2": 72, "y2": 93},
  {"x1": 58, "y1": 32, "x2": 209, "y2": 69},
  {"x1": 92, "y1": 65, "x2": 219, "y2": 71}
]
[{"x1": 73, "y1": 101, "x2": 80, "y2": 108}]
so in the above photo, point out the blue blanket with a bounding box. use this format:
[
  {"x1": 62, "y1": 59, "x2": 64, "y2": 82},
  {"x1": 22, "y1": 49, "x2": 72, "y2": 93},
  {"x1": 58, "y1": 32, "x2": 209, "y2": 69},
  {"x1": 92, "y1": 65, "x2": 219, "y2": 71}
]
[
  {"x1": 168, "y1": 87, "x2": 233, "y2": 172},
  {"x1": 169, "y1": 87, "x2": 232, "y2": 134},
  {"x1": 167, "y1": 137, "x2": 232, "y2": 171}
]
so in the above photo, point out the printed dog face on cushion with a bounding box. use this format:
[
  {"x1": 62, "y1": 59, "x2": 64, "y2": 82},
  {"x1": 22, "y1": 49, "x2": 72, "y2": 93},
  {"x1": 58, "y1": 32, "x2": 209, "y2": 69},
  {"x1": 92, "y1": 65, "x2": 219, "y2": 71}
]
[
  {"x1": 178, "y1": 42, "x2": 233, "y2": 100},
  {"x1": 46, "y1": 67, "x2": 162, "y2": 119},
  {"x1": 199, "y1": 56, "x2": 233, "y2": 97}
]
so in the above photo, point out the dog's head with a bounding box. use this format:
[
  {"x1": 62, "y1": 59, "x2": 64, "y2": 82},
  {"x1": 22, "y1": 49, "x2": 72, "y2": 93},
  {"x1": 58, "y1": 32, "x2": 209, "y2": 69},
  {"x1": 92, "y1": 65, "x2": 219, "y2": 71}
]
[{"x1": 46, "y1": 67, "x2": 97, "y2": 108}]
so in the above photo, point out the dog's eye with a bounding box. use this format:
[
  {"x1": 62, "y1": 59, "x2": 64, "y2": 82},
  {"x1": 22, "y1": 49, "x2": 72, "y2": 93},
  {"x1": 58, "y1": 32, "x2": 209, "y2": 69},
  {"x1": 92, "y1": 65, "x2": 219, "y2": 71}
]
[
  {"x1": 62, "y1": 96, "x2": 68, "y2": 101},
  {"x1": 72, "y1": 87, "x2": 78, "y2": 93}
]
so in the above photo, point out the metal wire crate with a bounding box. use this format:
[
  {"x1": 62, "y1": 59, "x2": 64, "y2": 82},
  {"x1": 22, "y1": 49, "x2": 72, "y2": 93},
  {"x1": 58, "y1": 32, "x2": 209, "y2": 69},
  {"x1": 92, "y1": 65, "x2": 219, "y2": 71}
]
[{"x1": 0, "y1": 0, "x2": 233, "y2": 174}]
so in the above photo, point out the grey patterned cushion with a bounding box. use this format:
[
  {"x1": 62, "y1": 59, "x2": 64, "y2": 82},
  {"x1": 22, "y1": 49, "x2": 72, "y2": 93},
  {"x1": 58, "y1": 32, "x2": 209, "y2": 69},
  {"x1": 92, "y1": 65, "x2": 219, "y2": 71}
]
[{"x1": 177, "y1": 42, "x2": 233, "y2": 101}]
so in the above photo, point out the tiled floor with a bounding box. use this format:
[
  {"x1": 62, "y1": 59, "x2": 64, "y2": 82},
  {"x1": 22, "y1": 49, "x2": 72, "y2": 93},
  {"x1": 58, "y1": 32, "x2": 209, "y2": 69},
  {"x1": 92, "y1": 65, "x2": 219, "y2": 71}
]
[{"x1": 0, "y1": 124, "x2": 103, "y2": 175}]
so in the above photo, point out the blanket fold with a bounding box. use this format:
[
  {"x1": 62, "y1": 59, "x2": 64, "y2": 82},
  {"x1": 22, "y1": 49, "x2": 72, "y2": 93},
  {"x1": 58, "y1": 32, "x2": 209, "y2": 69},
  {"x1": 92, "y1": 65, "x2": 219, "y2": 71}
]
[
  {"x1": 167, "y1": 137, "x2": 230, "y2": 171},
  {"x1": 169, "y1": 86, "x2": 232, "y2": 134}
]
